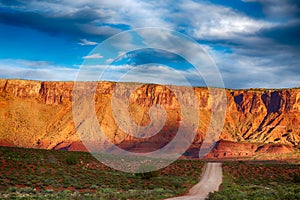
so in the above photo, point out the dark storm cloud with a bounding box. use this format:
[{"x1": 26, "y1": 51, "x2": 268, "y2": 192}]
[
  {"x1": 259, "y1": 21, "x2": 300, "y2": 49},
  {"x1": 266, "y1": 0, "x2": 300, "y2": 18},
  {"x1": 0, "y1": 5, "x2": 120, "y2": 41},
  {"x1": 0, "y1": 0, "x2": 24, "y2": 6},
  {"x1": 244, "y1": 0, "x2": 300, "y2": 18}
]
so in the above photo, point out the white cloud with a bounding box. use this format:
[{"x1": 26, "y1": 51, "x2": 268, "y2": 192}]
[
  {"x1": 6, "y1": 0, "x2": 276, "y2": 43},
  {"x1": 205, "y1": 46, "x2": 300, "y2": 89},
  {"x1": 78, "y1": 24, "x2": 121, "y2": 36},
  {"x1": 84, "y1": 64, "x2": 202, "y2": 86},
  {"x1": 25, "y1": 0, "x2": 172, "y2": 29},
  {"x1": 82, "y1": 53, "x2": 103, "y2": 59},
  {"x1": 2, "y1": 0, "x2": 298, "y2": 88},
  {"x1": 78, "y1": 38, "x2": 98, "y2": 46},
  {"x1": 105, "y1": 58, "x2": 114, "y2": 63},
  {"x1": 1, "y1": 58, "x2": 298, "y2": 89},
  {"x1": 0, "y1": 59, "x2": 78, "y2": 81},
  {"x1": 7, "y1": 59, "x2": 52, "y2": 68},
  {"x1": 177, "y1": 0, "x2": 275, "y2": 40}
]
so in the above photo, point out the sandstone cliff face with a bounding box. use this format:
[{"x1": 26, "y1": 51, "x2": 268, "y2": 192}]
[
  {"x1": 0, "y1": 79, "x2": 299, "y2": 153},
  {"x1": 223, "y1": 89, "x2": 300, "y2": 146}
]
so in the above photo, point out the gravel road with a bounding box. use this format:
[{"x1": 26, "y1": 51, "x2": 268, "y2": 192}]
[{"x1": 165, "y1": 162, "x2": 222, "y2": 200}]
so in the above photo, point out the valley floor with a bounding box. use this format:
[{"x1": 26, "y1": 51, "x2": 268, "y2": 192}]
[{"x1": 0, "y1": 146, "x2": 299, "y2": 199}]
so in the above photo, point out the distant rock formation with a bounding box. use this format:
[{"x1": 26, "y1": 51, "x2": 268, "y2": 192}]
[
  {"x1": 204, "y1": 140, "x2": 295, "y2": 159},
  {"x1": 0, "y1": 79, "x2": 299, "y2": 157}
]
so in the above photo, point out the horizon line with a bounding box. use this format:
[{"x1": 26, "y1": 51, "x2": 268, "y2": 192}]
[{"x1": 0, "y1": 78, "x2": 299, "y2": 91}]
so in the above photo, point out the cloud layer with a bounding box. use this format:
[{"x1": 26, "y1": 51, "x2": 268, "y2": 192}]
[{"x1": 0, "y1": 0, "x2": 299, "y2": 88}]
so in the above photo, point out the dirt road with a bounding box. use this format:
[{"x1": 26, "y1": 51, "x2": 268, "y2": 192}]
[{"x1": 166, "y1": 162, "x2": 222, "y2": 200}]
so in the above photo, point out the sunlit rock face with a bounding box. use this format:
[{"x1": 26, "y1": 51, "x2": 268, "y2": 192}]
[{"x1": 0, "y1": 79, "x2": 299, "y2": 156}]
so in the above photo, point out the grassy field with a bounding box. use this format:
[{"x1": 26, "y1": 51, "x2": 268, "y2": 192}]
[
  {"x1": 0, "y1": 146, "x2": 204, "y2": 199},
  {"x1": 207, "y1": 161, "x2": 300, "y2": 200}
]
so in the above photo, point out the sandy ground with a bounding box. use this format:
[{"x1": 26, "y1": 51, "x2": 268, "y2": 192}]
[{"x1": 165, "y1": 162, "x2": 222, "y2": 200}]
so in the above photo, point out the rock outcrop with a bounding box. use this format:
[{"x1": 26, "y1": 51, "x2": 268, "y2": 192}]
[
  {"x1": 0, "y1": 79, "x2": 299, "y2": 156},
  {"x1": 204, "y1": 140, "x2": 295, "y2": 159},
  {"x1": 206, "y1": 140, "x2": 257, "y2": 158}
]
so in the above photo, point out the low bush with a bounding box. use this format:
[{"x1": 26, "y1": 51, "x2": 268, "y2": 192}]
[
  {"x1": 19, "y1": 187, "x2": 36, "y2": 194},
  {"x1": 136, "y1": 164, "x2": 159, "y2": 179},
  {"x1": 293, "y1": 174, "x2": 300, "y2": 183},
  {"x1": 66, "y1": 155, "x2": 78, "y2": 165},
  {"x1": 7, "y1": 186, "x2": 18, "y2": 193}
]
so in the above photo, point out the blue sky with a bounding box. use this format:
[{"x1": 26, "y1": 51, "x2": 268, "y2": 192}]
[{"x1": 0, "y1": 0, "x2": 299, "y2": 88}]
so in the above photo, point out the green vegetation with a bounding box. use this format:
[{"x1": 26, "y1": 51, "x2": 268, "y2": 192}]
[
  {"x1": 207, "y1": 161, "x2": 300, "y2": 200},
  {"x1": 65, "y1": 154, "x2": 78, "y2": 165},
  {"x1": 293, "y1": 174, "x2": 300, "y2": 183},
  {"x1": 136, "y1": 164, "x2": 159, "y2": 180},
  {"x1": 0, "y1": 146, "x2": 204, "y2": 199},
  {"x1": 2, "y1": 147, "x2": 299, "y2": 199}
]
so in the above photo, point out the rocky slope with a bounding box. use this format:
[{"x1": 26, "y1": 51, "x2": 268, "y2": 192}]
[{"x1": 0, "y1": 79, "x2": 299, "y2": 157}]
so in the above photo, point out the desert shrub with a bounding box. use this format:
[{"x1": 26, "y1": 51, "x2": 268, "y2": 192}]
[
  {"x1": 136, "y1": 164, "x2": 159, "y2": 179},
  {"x1": 41, "y1": 189, "x2": 54, "y2": 194},
  {"x1": 207, "y1": 191, "x2": 229, "y2": 200},
  {"x1": 293, "y1": 174, "x2": 300, "y2": 183},
  {"x1": 207, "y1": 188, "x2": 245, "y2": 200},
  {"x1": 7, "y1": 186, "x2": 18, "y2": 193},
  {"x1": 171, "y1": 179, "x2": 182, "y2": 189},
  {"x1": 280, "y1": 186, "x2": 300, "y2": 199},
  {"x1": 66, "y1": 154, "x2": 78, "y2": 165},
  {"x1": 89, "y1": 184, "x2": 98, "y2": 189},
  {"x1": 19, "y1": 187, "x2": 36, "y2": 194}
]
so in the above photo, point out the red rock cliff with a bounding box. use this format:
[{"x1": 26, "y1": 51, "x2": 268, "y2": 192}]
[{"x1": 0, "y1": 79, "x2": 299, "y2": 151}]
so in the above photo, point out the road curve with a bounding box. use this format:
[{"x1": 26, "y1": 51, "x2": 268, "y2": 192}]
[{"x1": 165, "y1": 162, "x2": 222, "y2": 200}]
